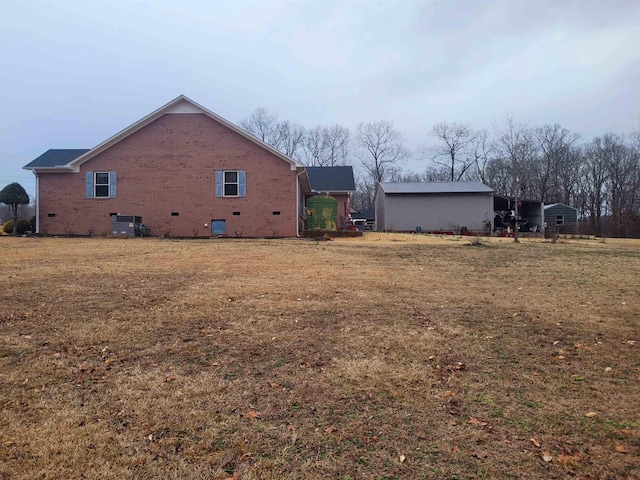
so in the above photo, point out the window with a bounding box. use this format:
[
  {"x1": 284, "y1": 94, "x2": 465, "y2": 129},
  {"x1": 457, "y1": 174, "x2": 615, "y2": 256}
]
[
  {"x1": 556, "y1": 215, "x2": 564, "y2": 226},
  {"x1": 95, "y1": 172, "x2": 110, "y2": 197},
  {"x1": 224, "y1": 171, "x2": 238, "y2": 196},
  {"x1": 215, "y1": 170, "x2": 246, "y2": 197},
  {"x1": 86, "y1": 171, "x2": 117, "y2": 198}
]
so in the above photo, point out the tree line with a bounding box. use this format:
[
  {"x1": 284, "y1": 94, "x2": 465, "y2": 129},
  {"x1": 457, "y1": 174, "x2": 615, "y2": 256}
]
[{"x1": 240, "y1": 108, "x2": 640, "y2": 237}]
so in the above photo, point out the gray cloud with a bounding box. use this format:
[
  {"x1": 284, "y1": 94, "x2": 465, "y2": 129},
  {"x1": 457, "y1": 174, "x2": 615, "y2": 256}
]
[{"x1": 1, "y1": 0, "x2": 638, "y2": 193}]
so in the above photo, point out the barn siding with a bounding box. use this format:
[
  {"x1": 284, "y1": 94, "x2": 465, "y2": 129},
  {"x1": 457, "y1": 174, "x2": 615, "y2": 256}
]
[
  {"x1": 544, "y1": 204, "x2": 578, "y2": 233},
  {"x1": 379, "y1": 192, "x2": 493, "y2": 232}
]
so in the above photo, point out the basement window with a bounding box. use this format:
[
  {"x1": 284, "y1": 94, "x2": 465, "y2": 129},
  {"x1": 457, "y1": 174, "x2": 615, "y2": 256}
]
[
  {"x1": 233, "y1": 211, "x2": 240, "y2": 215},
  {"x1": 171, "y1": 212, "x2": 179, "y2": 216},
  {"x1": 272, "y1": 211, "x2": 281, "y2": 216},
  {"x1": 48, "y1": 213, "x2": 56, "y2": 217}
]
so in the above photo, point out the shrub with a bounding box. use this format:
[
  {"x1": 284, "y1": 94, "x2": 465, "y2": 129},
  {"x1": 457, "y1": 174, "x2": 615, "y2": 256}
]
[{"x1": 2, "y1": 219, "x2": 32, "y2": 235}]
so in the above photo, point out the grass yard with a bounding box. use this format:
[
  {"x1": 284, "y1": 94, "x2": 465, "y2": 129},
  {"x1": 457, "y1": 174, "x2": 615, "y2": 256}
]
[{"x1": 1, "y1": 234, "x2": 639, "y2": 479}]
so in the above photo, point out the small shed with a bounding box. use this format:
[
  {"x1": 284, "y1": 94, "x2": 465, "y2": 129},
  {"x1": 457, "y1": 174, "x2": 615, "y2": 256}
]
[{"x1": 544, "y1": 203, "x2": 578, "y2": 233}]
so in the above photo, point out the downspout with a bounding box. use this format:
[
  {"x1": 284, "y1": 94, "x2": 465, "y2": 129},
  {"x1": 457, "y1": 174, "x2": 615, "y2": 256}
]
[
  {"x1": 296, "y1": 167, "x2": 307, "y2": 237},
  {"x1": 34, "y1": 172, "x2": 39, "y2": 234}
]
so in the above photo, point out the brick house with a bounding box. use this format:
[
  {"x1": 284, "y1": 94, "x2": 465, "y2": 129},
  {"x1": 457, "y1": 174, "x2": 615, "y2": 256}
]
[{"x1": 24, "y1": 95, "x2": 312, "y2": 237}]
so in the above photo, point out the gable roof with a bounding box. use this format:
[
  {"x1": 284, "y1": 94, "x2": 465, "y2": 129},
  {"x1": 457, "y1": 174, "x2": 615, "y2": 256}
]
[
  {"x1": 24, "y1": 149, "x2": 90, "y2": 169},
  {"x1": 23, "y1": 95, "x2": 304, "y2": 173},
  {"x1": 379, "y1": 181, "x2": 493, "y2": 194},
  {"x1": 306, "y1": 166, "x2": 356, "y2": 193},
  {"x1": 544, "y1": 203, "x2": 578, "y2": 211}
]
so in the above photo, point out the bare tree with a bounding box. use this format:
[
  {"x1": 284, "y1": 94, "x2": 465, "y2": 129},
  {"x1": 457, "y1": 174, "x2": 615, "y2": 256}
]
[
  {"x1": 600, "y1": 133, "x2": 638, "y2": 237},
  {"x1": 355, "y1": 120, "x2": 409, "y2": 184},
  {"x1": 303, "y1": 124, "x2": 350, "y2": 166},
  {"x1": 276, "y1": 120, "x2": 306, "y2": 160},
  {"x1": 533, "y1": 124, "x2": 580, "y2": 203},
  {"x1": 556, "y1": 145, "x2": 583, "y2": 206},
  {"x1": 469, "y1": 129, "x2": 495, "y2": 184},
  {"x1": 493, "y1": 115, "x2": 539, "y2": 199},
  {"x1": 240, "y1": 108, "x2": 306, "y2": 161},
  {"x1": 240, "y1": 107, "x2": 282, "y2": 146},
  {"x1": 580, "y1": 138, "x2": 609, "y2": 235},
  {"x1": 422, "y1": 121, "x2": 477, "y2": 181},
  {"x1": 352, "y1": 171, "x2": 377, "y2": 211}
]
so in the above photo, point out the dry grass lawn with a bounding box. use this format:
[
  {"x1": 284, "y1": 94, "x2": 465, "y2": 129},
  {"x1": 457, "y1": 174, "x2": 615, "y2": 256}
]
[{"x1": 1, "y1": 234, "x2": 639, "y2": 479}]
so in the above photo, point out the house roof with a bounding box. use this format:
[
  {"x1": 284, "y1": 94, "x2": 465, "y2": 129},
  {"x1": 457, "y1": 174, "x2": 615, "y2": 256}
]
[
  {"x1": 379, "y1": 181, "x2": 493, "y2": 194},
  {"x1": 351, "y1": 209, "x2": 375, "y2": 220},
  {"x1": 306, "y1": 166, "x2": 356, "y2": 192},
  {"x1": 24, "y1": 149, "x2": 90, "y2": 169},
  {"x1": 544, "y1": 203, "x2": 578, "y2": 211},
  {"x1": 23, "y1": 95, "x2": 304, "y2": 173}
]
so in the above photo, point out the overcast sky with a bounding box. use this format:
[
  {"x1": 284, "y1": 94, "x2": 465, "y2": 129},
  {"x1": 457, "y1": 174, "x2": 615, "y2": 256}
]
[{"x1": 1, "y1": 0, "x2": 639, "y2": 197}]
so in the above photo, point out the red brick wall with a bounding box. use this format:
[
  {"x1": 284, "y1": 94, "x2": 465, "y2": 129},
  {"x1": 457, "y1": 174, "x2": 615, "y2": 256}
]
[
  {"x1": 37, "y1": 114, "x2": 300, "y2": 237},
  {"x1": 332, "y1": 193, "x2": 351, "y2": 228}
]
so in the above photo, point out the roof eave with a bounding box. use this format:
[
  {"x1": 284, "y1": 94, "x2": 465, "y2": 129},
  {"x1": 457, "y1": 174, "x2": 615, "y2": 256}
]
[
  {"x1": 23, "y1": 165, "x2": 76, "y2": 173},
  {"x1": 310, "y1": 189, "x2": 356, "y2": 195}
]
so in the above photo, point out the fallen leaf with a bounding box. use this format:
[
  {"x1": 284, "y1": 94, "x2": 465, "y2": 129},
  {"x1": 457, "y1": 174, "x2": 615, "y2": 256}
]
[
  {"x1": 615, "y1": 444, "x2": 628, "y2": 453},
  {"x1": 243, "y1": 410, "x2": 261, "y2": 419},
  {"x1": 553, "y1": 341, "x2": 560, "y2": 345},
  {"x1": 324, "y1": 426, "x2": 336, "y2": 434},
  {"x1": 585, "y1": 412, "x2": 597, "y2": 418},
  {"x1": 468, "y1": 417, "x2": 488, "y2": 427},
  {"x1": 164, "y1": 376, "x2": 175, "y2": 383},
  {"x1": 531, "y1": 437, "x2": 541, "y2": 448},
  {"x1": 3, "y1": 441, "x2": 16, "y2": 447},
  {"x1": 542, "y1": 452, "x2": 553, "y2": 462},
  {"x1": 452, "y1": 445, "x2": 460, "y2": 453},
  {"x1": 472, "y1": 451, "x2": 488, "y2": 459},
  {"x1": 604, "y1": 367, "x2": 612, "y2": 372},
  {"x1": 399, "y1": 454, "x2": 406, "y2": 463},
  {"x1": 556, "y1": 453, "x2": 582, "y2": 466}
]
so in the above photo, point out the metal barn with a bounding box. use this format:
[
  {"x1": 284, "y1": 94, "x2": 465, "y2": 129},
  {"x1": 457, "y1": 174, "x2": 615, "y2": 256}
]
[{"x1": 375, "y1": 182, "x2": 494, "y2": 233}]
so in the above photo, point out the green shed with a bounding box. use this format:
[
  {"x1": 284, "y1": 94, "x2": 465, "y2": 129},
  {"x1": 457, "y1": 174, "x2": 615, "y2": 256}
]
[{"x1": 306, "y1": 195, "x2": 338, "y2": 230}]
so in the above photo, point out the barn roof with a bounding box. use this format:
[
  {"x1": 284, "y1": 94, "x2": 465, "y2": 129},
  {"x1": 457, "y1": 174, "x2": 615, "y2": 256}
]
[
  {"x1": 544, "y1": 203, "x2": 578, "y2": 211},
  {"x1": 379, "y1": 181, "x2": 493, "y2": 194}
]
